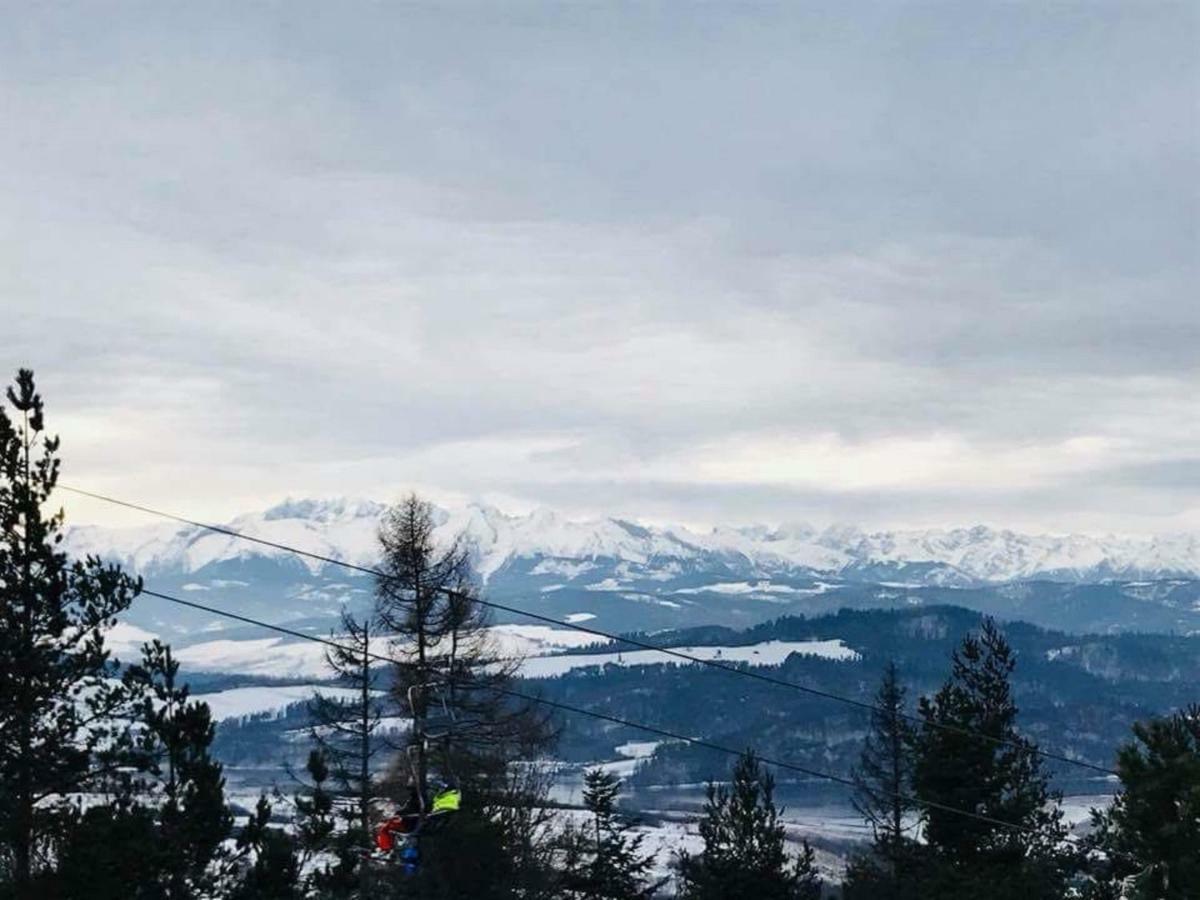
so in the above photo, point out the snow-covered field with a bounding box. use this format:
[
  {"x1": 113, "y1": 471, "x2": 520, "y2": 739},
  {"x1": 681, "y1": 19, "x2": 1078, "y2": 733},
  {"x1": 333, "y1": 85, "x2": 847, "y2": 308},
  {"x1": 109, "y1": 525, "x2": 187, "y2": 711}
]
[
  {"x1": 518, "y1": 639, "x2": 860, "y2": 678},
  {"x1": 170, "y1": 623, "x2": 606, "y2": 678},
  {"x1": 552, "y1": 806, "x2": 849, "y2": 886},
  {"x1": 191, "y1": 685, "x2": 364, "y2": 722},
  {"x1": 488, "y1": 623, "x2": 606, "y2": 656},
  {"x1": 176, "y1": 636, "x2": 331, "y2": 678}
]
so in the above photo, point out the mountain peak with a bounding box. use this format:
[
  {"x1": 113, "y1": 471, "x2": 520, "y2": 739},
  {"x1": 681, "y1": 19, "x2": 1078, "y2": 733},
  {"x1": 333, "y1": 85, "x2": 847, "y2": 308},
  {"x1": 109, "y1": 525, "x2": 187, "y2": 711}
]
[
  {"x1": 67, "y1": 496, "x2": 1200, "y2": 586},
  {"x1": 261, "y1": 496, "x2": 385, "y2": 523}
]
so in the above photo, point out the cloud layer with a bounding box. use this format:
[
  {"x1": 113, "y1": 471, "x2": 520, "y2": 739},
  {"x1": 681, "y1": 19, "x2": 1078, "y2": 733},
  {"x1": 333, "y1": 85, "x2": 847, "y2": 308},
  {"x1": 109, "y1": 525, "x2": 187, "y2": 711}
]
[{"x1": 4, "y1": 3, "x2": 1197, "y2": 532}]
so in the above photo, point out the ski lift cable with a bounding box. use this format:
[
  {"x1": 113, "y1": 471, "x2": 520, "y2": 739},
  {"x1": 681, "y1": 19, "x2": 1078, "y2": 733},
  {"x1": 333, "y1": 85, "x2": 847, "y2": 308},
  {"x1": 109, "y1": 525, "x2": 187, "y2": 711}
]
[
  {"x1": 60, "y1": 484, "x2": 1120, "y2": 778},
  {"x1": 134, "y1": 585, "x2": 1089, "y2": 846}
]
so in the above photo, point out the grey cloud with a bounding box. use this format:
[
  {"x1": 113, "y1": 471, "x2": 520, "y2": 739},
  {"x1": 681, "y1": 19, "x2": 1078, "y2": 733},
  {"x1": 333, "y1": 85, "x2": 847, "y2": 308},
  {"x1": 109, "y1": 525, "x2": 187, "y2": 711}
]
[{"x1": 3, "y1": 2, "x2": 1196, "y2": 532}]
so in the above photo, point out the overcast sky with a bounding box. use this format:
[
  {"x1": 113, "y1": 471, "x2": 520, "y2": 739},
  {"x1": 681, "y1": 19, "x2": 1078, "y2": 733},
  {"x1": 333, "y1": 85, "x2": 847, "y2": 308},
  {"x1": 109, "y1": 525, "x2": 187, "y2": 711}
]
[{"x1": 5, "y1": 2, "x2": 1198, "y2": 533}]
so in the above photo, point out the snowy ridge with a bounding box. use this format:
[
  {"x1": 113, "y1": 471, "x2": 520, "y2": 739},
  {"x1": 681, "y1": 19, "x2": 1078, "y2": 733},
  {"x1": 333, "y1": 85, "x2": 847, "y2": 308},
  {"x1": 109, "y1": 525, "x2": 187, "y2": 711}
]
[{"x1": 68, "y1": 496, "x2": 1200, "y2": 586}]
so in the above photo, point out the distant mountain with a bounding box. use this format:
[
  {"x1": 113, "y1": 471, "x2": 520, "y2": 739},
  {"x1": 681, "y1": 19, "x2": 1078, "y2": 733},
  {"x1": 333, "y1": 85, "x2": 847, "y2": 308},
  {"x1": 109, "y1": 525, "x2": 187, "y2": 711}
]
[
  {"x1": 69, "y1": 496, "x2": 1200, "y2": 584},
  {"x1": 67, "y1": 497, "x2": 1200, "y2": 638}
]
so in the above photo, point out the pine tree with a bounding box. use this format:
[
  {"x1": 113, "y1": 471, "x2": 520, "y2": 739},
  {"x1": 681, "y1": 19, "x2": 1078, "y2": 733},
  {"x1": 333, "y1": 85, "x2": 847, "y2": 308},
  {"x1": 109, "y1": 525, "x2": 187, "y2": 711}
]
[
  {"x1": 229, "y1": 796, "x2": 303, "y2": 900},
  {"x1": 293, "y1": 750, "x2": 361, "y2": 899},
  {"x1": 122, "y1": 639, "x2": 236, "y2": 897},
  {"x1": 0, "y1": 369, "x2": 143, "y2": 896},
  {"x1": 844, "y1": 662, "x2": 917, "y2": 900},
  {"x1": 306, "y1": 607, "x2": 383, "y2": 893},
  {"x1": 675, "y1": 752, "x2": 821, "y2": 900},
  {"x1": 911, "y1": 618, "x2": 1073, "y2": 899},
  {"x1": 1082, "y1": 705, "x2": 1200, "y2": 899},
  {"x1": 559, "y1": 768, "x2": 663, "y2": 899},
  {"x1": 54, "y1": 639, "x2": 253, "y2": 899},
  {"x1": 54, "y1": 798, "x2": 160, "y2": 898}
]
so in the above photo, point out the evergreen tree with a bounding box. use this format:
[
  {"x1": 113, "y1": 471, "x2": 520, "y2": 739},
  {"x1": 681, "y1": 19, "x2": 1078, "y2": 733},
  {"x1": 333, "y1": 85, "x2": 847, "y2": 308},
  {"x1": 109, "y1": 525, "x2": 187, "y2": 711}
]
[
  {"x1": 1082, "y1": 705, "x2": 1200, "y2": 899},
  {"x1": 54, "y1": 640, "x2": 255, "y2": 899},
  {"x1": 54, "y1": 798, "x2": 160, "y2": 898},
  {"x1": 911, "y1": 618, "x2": 1073, "y2": 899},
  {"x1": 293, "y1": 750, "x2": 361, "y2": 899},
  {"x1": 122, "y1": 639, "x2": 237, "y2": 897},
  {"x1": 844, "y1": 662, "x2": 917, "y2": 900},
  {"x1": 228, "y1": 796, "x2": 303, "y2": 900},
  {"x1": 559, "y1": 768, "x2": 663, "y2": 899},
  {"x1": 675, "y1": 752, "x2": 821, "y2": 900},
  {"x1": 484, "y1": 761, "x2": 563, "y2": 900},
  {"x1": 0, "y1": 369, "x2": 143, "y2": 896},
  {"x1": 307, "y1": 609, "x2": 382, "y2": 894}
]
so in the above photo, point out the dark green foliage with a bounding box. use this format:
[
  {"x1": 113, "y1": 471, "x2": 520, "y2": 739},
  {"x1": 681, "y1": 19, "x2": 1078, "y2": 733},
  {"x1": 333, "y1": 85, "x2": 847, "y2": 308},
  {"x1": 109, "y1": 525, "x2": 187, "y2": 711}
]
[
  {"x1": 385, "y1": 802, "x2": 516, "y2": 899},
  {"x1": 0, "y1": 369, "x2": 143, "y2": 896},
  {"x1": 544, "y1": 606, "x2": 1194, "y2": 789},
  {"x1": 123, "y1": 640, "x2": 235, "y2": 897},
  {"x1": 49, "y1": 641, "x2": 260, "y2": 899},
  {"x1": 1082, "y1": 706, "x2": 1200, "y2": 899},
  {"x1": 229, "y1": 797, "x2": 302, "y2": 900},
  {"x1": 54, "y1": 801, "x2": 161, "y2": 898},
  {"x1": 675, "y1": 752, "x2": 820, "y2": 900},
  {"x1": 558, "y1": 768, "x2": 663, "y2": 899},
  {"x1": 911, "y1": 619, "x2": 1073, "y2": 899},
  {"x1": 293, "y1": 750, "x2": 362, "y2": 898},
  {"x1": 843, "y1": 662, "x2": 918, "y2": 900}
]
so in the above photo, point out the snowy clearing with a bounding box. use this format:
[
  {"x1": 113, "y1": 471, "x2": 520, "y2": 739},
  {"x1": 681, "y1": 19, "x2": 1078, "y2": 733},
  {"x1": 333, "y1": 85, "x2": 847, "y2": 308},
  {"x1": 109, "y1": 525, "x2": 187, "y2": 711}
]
[
  {"x1": 175, "y1": 636, "x2": 332, "y2": 678},
  {"x1": 175, "y1": 625, "x2": 604, "y2": 677},
  {"x1": 519, "y1": 639, "x2": 860, "y2": 678},
  {"x1": 192, "y1": 685, "x2": 364, "y2": 722}
]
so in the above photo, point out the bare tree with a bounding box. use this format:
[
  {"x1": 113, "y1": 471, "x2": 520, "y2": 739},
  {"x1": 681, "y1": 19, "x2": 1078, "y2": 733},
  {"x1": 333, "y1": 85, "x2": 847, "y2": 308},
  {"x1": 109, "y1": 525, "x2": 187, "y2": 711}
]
[{"x1": 374, "y1": 494, "x2": 555, "y2": 803}]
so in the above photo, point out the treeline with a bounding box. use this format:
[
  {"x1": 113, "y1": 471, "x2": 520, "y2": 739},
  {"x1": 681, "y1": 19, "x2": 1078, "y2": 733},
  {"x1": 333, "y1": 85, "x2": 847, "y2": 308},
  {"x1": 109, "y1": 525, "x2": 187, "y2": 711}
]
[
  {"x1": 842, "y1": 621, "x2": 1199, "y2": 899},
  {"x1": 535, "y1": 605, "x2": 1197, "y2": 783}
]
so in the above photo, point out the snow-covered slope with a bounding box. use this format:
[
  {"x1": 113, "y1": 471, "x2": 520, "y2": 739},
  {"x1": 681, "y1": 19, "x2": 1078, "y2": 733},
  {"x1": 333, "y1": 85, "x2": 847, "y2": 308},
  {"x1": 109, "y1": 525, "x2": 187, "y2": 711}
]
[
  {"x1": 68, "y1": 497, "x2": 1200, "y2": 587},
  {"x1": 518, "y1": 639, "x2": 860, "y2": 678}
]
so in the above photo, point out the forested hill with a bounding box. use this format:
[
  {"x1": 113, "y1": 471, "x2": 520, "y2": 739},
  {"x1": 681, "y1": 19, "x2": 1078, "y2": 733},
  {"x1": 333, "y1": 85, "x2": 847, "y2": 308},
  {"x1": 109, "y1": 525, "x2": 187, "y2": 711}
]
[
  {"x1": 209, "y1": 603, "x2": 1197, "y2": 801},
  {"x1": 524, "y1": 605, "x2": 1198, "y2": 792}
]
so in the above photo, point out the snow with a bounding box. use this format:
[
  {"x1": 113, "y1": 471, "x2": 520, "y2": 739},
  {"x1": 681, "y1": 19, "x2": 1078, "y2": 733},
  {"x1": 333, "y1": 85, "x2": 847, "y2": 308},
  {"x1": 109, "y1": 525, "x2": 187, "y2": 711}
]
[
  {"x1": 615, "y1": 741, "x2": 662, "y2": 759},
  {"x1": 175, "y1": 637, "x2": 332, "y2": 678},
  {"x1": 565, "y1": 613, "x2": 596, "y2": 623},
  {"x1": 519, "y1": 639, "x2": 860, "y2": 678},
  {"x1": 174, "y1": 625, "x2": 604, "y2": 677},
  {"x1": 674, "y1": 581, "x2": 812, "y2": 597},
  {"x1": 1060, "y1": 794, "x2": 1113, "y2": 829},
  {"x1": 585, "y1": 578, "x2": 625, "y2": 591},
  {"x1": 104, "y1": 621, "x2": 159, "y2": 658},
  {"x1": 488, "y1": 624, "x2": 607, "y2": 657},
  {"x1": 676, "y1": 581, "x2": 763, "y2": 595},
  {"x1": 552, "y1": 807, "x2": 845, "y2": 886},
  {"x1": 529, "y1": 559, "x2": 598, "y2": 579},
  {"x1": 67, "y1": 496, "x2": 1200, "y2": 586},
  {"x1": 192, "y1": 685, "x2": 362, "y2": 722}
]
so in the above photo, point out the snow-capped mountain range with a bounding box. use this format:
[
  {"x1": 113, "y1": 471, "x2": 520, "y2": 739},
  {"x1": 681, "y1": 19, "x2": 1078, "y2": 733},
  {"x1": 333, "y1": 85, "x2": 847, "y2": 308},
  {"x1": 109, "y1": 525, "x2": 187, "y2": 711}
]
[{"x1": 68, "y1": 496, "x2": 1200, "y2": 586}]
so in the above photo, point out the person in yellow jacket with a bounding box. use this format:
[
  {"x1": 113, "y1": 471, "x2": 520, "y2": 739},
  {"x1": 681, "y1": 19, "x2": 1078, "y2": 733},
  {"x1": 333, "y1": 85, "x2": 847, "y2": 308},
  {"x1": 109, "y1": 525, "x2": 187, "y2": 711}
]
[{"x1": 430, "y1": 783, "x2": 461, "y2": 815}]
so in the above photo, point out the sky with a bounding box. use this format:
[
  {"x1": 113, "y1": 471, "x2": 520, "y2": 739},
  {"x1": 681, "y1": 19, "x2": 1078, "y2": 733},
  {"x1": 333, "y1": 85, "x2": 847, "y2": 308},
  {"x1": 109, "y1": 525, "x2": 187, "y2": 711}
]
[{"x1": 4, "y1": 2, "x2": 1198, "y2": 534}]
